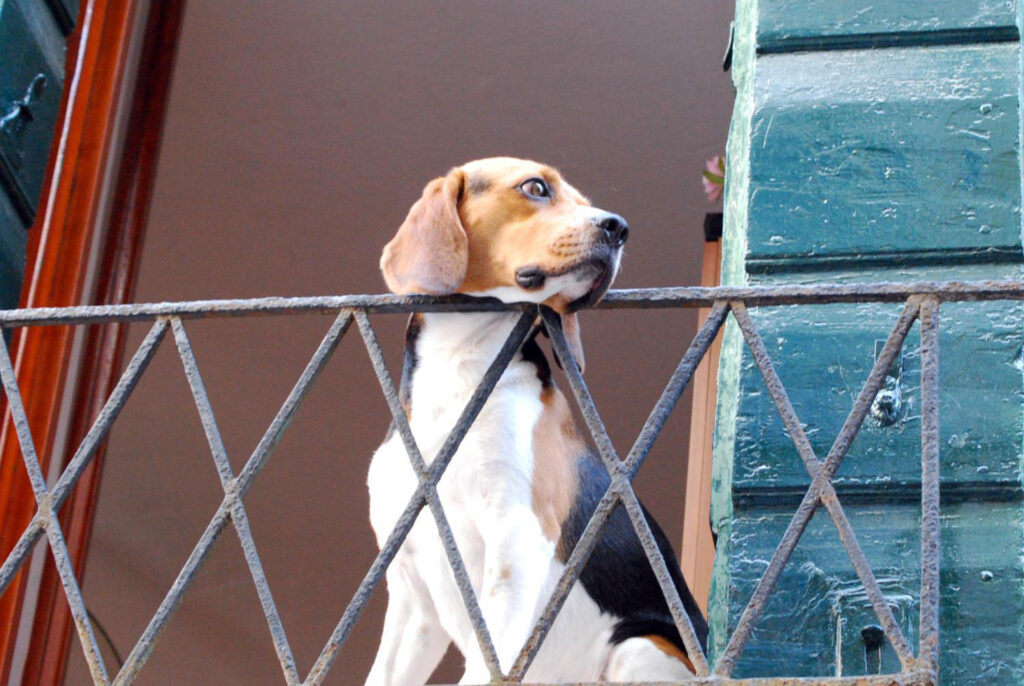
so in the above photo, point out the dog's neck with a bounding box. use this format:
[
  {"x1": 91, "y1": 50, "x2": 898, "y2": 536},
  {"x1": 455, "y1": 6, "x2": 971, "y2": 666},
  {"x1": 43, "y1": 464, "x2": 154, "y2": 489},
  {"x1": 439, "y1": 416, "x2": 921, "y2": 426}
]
[
  {"x1": 417, "y1": 312, "x2": 524, "y2": 369},
  {"x1": 400, "y1": 311, "x2": 537, "y2": 415}
]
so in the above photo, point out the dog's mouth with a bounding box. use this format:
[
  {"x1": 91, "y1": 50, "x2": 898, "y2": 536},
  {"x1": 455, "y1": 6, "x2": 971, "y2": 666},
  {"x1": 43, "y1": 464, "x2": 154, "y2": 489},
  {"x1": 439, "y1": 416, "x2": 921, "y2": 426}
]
[
  {"x1": 514, "y1": 252, "x2": 618, "y2": 311},
  {"x1": 568, "y1": 259, "x2": 615, "y2": 310}
]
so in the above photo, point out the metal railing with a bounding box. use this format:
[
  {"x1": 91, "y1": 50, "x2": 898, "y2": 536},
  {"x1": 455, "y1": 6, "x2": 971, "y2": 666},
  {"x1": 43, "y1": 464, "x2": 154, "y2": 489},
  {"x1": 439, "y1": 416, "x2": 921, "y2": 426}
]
[{"x1": 1, "y1": 278, "x2": 1022, "y2": 685}]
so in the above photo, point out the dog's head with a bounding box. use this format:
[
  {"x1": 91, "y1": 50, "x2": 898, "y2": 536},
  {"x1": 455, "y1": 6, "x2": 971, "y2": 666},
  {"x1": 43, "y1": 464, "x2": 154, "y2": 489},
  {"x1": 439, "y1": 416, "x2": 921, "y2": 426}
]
[{"x1": 380, "y1": 157, "x2": 629, "y2": 369}]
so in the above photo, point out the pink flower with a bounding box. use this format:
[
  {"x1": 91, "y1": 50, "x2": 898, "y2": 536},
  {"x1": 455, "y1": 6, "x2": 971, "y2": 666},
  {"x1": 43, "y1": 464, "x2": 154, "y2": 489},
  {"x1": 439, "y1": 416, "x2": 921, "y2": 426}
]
[{"x1": 701, "y1": 155, "x2": 725, "y2": 204}]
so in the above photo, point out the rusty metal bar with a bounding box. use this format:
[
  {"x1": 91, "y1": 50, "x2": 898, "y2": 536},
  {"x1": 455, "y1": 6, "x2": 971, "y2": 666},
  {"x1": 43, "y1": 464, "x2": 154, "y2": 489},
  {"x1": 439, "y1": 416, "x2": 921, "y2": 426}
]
[
  {"x1": 171, "y1": 318, "x2": 300, "y2": 685},
  {"x1": 0, "y1": 278, "x2": 995, "y2": 684},
  {"x1": 619, "y1": 484, "x2": 711, "y2": 676},
  {"x1": 113, "y1": 312, "x2": 352, "y2": 684},
  {"x1": 352, "y1": 310, "x2": 512, "y2": 681},
  {"x1": 918, "y1": 297, "x2": 941, "y2": 677},
  {"x1": 508, "y1": 483, "x2": 620, "y2": 681},
  {"x1": 234, "y1": 312, "x2": 354, "y2": 498},
  {"x1": 818, "y1": 300, "x2": 920, "y2": 480},
  {"x1": 0, "y1": 319, "x2": 168, "y2": 595},
  {"x1": 112, "y1": 506, "x2": 231, "y2": 685},
  {"x1": 509, "y1": 307, "x2": 630, "y2": 680},
  {"x1": 172, "y1": 318, "x2": 235, "y2": 484},
  {"x1": 717, "y1": 302, "x2": 915, "y2": 676},
  {"x1": 0, "y1": 331, "x2": 109, "y2": 683},
  {"x1": 542, "y1": 303, "x2": 712, "y2": 672},
  {"x1": 0, "y1": 278, "x2": 1019, "y2": 327},
  {"x1": 731, "y1": 303, "x2": 914, "y2": 668},
  {"x1": 305, "y1": 486, "x2": 428, "y2": 685},
  {"x1": 539, "y1": 308, "x2": 621, "y2": 473},
  {"x1": 714, "y1": 300, "x2": 919, "y2": 677},
  {"x1": 516, "y1": 308, "x2": 710, "y2": 678},
  {"x1": 624, "y1": 300, "x2": 730, "y2": 478}
]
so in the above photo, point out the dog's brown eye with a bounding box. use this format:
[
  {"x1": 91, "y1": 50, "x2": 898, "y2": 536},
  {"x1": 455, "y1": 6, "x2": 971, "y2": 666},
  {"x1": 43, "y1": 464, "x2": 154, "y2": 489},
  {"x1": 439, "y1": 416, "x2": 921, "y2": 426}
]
[{"x1": 519, "y1": 178, "x2": 552, "y2": 200}]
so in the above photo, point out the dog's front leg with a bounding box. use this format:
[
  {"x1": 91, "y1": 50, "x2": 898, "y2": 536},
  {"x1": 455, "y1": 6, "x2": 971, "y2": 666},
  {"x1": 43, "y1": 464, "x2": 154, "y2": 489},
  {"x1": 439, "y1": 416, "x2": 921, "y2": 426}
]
[
  {"x1": 466, "y1": 485, "x2": 555, "y2": 679},
  {"x1": 366, "y1": 563, "x2": 450, "y2": 686}
]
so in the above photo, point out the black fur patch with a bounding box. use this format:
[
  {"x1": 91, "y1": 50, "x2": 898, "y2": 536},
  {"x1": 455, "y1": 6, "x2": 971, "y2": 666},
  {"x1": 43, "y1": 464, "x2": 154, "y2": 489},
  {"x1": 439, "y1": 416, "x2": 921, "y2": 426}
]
[
  {"x1": 558, "y1": 450, "x2": 709, "y2": 655},
  {"x1": 519, "y1": 327, "x2": 553, "y2": 387},
  {"x1": 515, "y1": 266, "x2": 546, "y2": 290}
]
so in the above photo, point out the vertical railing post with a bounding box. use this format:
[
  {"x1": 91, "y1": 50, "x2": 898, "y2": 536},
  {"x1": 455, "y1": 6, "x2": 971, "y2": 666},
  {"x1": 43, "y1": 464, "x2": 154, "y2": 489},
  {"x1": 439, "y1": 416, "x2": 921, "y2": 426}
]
[{"x1": 917, "y1": 296, "x2": 941, "y2": 680}]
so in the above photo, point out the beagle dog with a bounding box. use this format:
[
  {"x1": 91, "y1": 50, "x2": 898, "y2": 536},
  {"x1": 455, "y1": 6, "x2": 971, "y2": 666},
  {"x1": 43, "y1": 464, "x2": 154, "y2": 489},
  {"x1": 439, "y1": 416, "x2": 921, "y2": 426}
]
[{"x1": 366, "y1": 157, "x2": 707, "y2": 684}]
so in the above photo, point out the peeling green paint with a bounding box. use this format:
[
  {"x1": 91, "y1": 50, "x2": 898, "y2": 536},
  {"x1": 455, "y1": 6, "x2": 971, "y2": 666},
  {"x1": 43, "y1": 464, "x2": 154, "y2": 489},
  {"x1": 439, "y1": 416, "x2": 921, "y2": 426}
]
[{"x1": 712, "y1": 1, "x2": 1024, "y2": 681}]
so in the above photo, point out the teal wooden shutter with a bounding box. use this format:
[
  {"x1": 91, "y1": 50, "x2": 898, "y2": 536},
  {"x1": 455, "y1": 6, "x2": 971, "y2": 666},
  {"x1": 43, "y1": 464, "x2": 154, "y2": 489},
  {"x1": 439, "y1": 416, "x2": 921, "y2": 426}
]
[
  {"x1": 712, "y1": 1, "x2": 1023, "y2": 681},
  {"x1": 0, "y1": 0, "x2": 72, "y2": 309}
]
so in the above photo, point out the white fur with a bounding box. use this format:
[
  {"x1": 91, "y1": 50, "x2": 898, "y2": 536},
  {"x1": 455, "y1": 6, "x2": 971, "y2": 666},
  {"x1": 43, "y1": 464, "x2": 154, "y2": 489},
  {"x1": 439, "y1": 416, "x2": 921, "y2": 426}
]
[
  {"x1": 366, "y1": 252, "x2": 691, "y2": 684},
  {"x1": 366, "y1": 311, "x2": 617, "y2": 684},
  {"x1": 605, "y1": 638, "x2": 695, "y2": 682},
  {"x1": 469, "y1": 254, "x2": 621, "y2": 305}
]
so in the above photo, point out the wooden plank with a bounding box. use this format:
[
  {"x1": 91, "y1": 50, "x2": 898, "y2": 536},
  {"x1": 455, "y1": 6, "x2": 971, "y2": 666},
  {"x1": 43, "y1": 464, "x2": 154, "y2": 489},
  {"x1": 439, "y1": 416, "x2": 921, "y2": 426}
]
[
  {"x1": 725, "y1": 501, "x2": 1024, "y2": 680},
  {"x1": 713, "y1": 0, "x2": 1024, "y2": 678},
  {"x1": 731, "y1": 264, "x2": 1023, "y2": 493},
  {"x1": 758, "y1": 0, "x2": 1019, "y2": 53},
  {"x1": 682, "y1": 238, "x2": 723, "y2": 615},
  {"x1": 0, "y1": 0, "x2": 144, "y2": 680},
  {"x1": 746, "y1": 43, "x2": 1021, "y2": 267}
]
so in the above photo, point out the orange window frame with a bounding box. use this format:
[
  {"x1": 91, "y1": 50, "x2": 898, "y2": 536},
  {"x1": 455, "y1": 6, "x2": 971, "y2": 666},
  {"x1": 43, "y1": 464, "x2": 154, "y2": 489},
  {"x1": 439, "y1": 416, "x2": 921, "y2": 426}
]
[
  {"x1": 681, "y1": 236, "x2": 722, "y2": 616},
  {"x1": 0, "y1": 1, "x2": 184, "y2": 683}
]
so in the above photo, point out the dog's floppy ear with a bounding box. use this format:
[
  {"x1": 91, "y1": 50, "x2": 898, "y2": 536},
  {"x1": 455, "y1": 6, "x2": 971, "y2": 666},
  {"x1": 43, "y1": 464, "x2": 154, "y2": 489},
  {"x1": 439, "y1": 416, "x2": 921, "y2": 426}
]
[
  {"x1": 381, "y1": 169, "x2": 467, "y2": 294},
  {"x1": 560, "y1": 312, "x2": 586, "y2": 374},
  {"x1": 543, "y1": 297, "x2": 586, "y2": 374}
]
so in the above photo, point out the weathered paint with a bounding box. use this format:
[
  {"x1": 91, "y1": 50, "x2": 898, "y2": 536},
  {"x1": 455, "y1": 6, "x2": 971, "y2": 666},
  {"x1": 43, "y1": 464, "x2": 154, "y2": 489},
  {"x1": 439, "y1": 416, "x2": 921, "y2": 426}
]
[
  {"x1": 758, "y1": 0, "x2": 1019, "y2": 53},
  {"x1": 0, "y1": 0, "x2": 66, "y2": 221},
  {"x1": 726, "y1": 501, "x2": 1024, "y2": 681},
  {"x1": 713, "y1": 0, "x2": 1024, "y2": 681},
  {"x1": 748, "y1": 44, "x2": 1021, "y2": 265},
  {"x1": 733, "y1": 265, "x2": 1024, "y2": 494},
  {"x1": 0, "y1": 187, "x2": 27, "y2": 311},
  {"x1": 710, "y1": 0, "x2": 760, "y2": 666}
]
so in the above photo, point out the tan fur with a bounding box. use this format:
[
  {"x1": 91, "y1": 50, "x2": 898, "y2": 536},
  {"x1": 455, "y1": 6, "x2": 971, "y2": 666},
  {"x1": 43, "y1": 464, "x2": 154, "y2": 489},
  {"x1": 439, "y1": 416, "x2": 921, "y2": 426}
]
[
  {"x1": 557, "y1": 308, "x2": 586, "y2": 374},
  {"x1": 383, "y1": 157, "x2": 604, "y2": 372},
  {"x1": 531, "y1": 386, "x2": 584, "y2": 544},
  {"x1": 384, "y1": 158, "x2": 613, "y2": 541},
  {"x1": 383, "y1": 157, "x2": 602, "y2": 300},
  {"x1": 381, "y1": 170, "x2": 468, "y2": 294},
  {"x1": 644, "y1": 634, "x2": 696, "y2": 674},
  {"x1": 456, "y1": 158, "x2": 597, "y2": 295}
]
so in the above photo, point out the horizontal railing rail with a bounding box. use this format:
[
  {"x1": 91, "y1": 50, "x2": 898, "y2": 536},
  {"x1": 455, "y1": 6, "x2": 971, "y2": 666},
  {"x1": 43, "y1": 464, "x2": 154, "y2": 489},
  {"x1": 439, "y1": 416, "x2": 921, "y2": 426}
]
[
  {"x1": 0, "y1": 278, "x2": 1019, "y2": 326},
  {"x1": 0, "y1": 278, "x2": 1021, "y2": 685}
]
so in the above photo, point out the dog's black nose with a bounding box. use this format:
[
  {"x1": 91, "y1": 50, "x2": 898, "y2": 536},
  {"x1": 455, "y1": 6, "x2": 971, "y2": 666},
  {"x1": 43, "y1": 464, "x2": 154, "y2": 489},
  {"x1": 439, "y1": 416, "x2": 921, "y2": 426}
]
[{"x1": 596, "y1": 213, "x2": 630, "y2": 247}]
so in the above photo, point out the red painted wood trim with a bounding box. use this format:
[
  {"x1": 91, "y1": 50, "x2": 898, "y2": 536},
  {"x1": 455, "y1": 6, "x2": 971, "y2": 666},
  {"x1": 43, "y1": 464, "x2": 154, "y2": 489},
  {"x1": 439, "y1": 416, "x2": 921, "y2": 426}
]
[
  {"x1": 21, "y1": 2, "x2": 186, "y2": 682},
  {"x1": 0, "y1": 0, "x2": 184, "y2": 682},
  {"x1": 0, "y1": 1, "x2": 116, "y2": 676}
]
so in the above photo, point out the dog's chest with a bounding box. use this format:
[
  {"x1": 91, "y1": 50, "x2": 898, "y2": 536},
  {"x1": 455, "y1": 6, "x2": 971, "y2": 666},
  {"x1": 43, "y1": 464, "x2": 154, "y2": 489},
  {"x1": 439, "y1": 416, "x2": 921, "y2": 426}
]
[
  {"x1": 366, "y1": 316, "x2": 621, "y2": 680},
  {"x1": 367, "y1": 315, "x2": 547, "y2": 551},
  {"x1": 412, "y1": 356, "x2": 542, "y2": 466}
]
